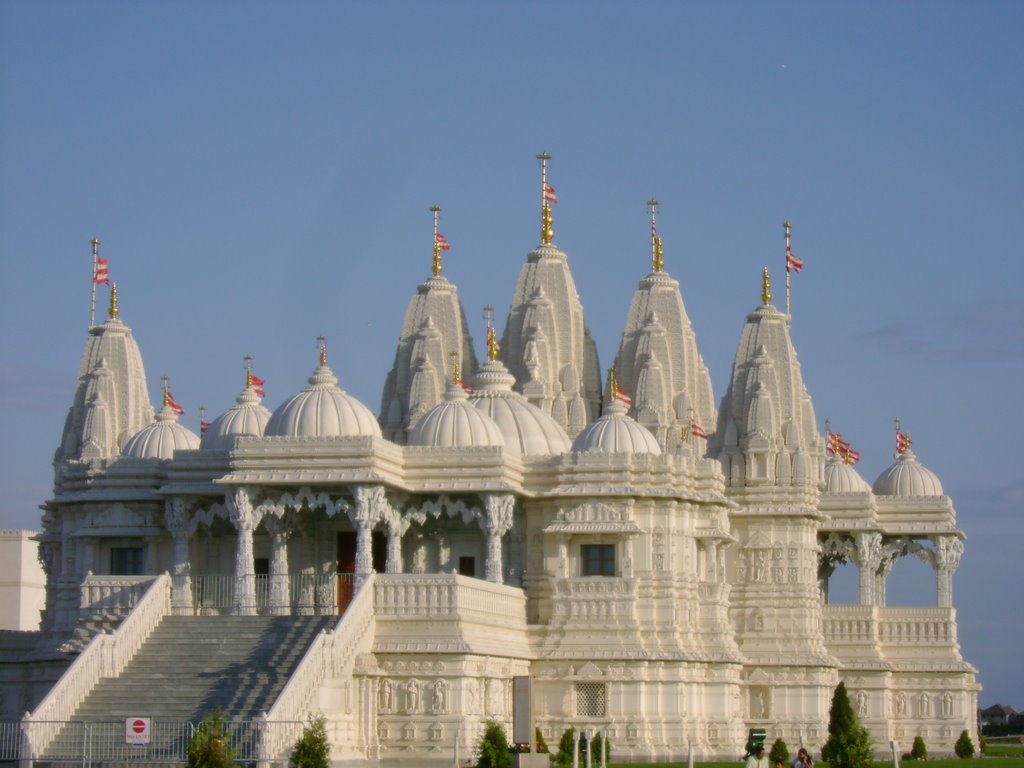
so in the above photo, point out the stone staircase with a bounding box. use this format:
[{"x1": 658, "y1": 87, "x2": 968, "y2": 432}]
[{"x1": 37, "y1": 615, "x2": 336, "y2": 762}]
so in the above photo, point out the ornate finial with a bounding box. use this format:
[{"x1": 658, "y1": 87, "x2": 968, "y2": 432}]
[
  {"x1": 108, "y1": 282, "x2": 119, "y2": 319},
  {"x1": 537, "y1": 153, "x2": 555, "y2": 245},
  {"x1": 244, "y1": 354, "x2": 254, "y2": 387},
  {"x1": 761, "y1": 267, "x2": 772, "y2": 305},
  {"x1": 449, "y1": 350, "x2": 460, "y2": 384},
  {"x1": 317, "y1": 336, "x2": 327, "y2": 367},
  {"x1": 430, "y1": 205, "x2": 443, "y2": 277},
  {"x1": 607, "y1": 367, "x2": 618, "y2": 396},
  {"x1": 161, "y1": 375, "x2": 170, "y2": 407},
  {"x1": 647, "y1": 199, "x2": 664, "y2": 273},
  {"x1": 483, "y1": 305, "x2": 499, "y2": 362},
  {"x1": 894, "y1": 416, "x2": 901, "y2": 433}
]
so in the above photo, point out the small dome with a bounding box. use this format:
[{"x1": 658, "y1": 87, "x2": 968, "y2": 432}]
[
  {"x1": 201, "y1": 386, "x2": 272, "y2": 450},
  {"x1": 408, "y1": 380, "x2": 505, "y2": 449},
  {"x1": 122, "y1": 405, "x2": 200, "y2": 459},
  {"x1": 265, "y1": 364, "x2": 381, "y2": 438},
  {"x1": 571, "y1": 399, "x2": 662, "y2": 455},
  {"x1": 823, "y1": 454, "x2": 871, "y2": 493},
  {"x1": 468, "y1": 360, "x2": 571, "y2": 457},
  {"x1": 872, "y1": 448, "x2": 944, "y2": 496}
]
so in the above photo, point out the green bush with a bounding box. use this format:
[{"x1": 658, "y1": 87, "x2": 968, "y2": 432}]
[
  {"x1": 910, "y1": 736, "x2": 927, "y2": 760},
  {"x1": 770, "y1": 738, "x2": 790, "y2": 766},
  {"x1": 821, "y1": 682, "x2": 873, "y2": 768},
  {"x1": 476, "y1": 720, "x2": 512, "y2": 768},
  {"x1": 591, "y1": 732, "x2": 611, "y2": 763},
  {"x1": 290, "y1": 717, "x2": 330, "y2": 768},
  {"x1": 954, "y1": 730, "x2": 975, "y2": 759},
  {"x1": 187, "y1": 711, "x2": 236, "y2": 768},
  {"x1": 553, "y1": 727, "x2": 576, "y2": 767},
  {"x1": 535, "y1": 727, "x2": 548, "y2": 753}
]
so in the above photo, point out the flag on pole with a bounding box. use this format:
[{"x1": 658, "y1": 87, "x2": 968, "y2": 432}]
[
  {"x1": 613, "y1": 386, "x2": 632, "y2": 407},
  {"x1": 896, "y1": 430, "x2": 912, "y2": 454},
  {"x1": 689, "y1": 420, "x2": 708, "y2": 440},
  {"x1": 460, "y1": 380, "x2": 474, "y2": 395},
  {"x1": 435, "y1": 233, "x2": 451, "y2": 251},
  {"x1": 841, "y1": 445, "x2": 861, "y2": 465},
  {"x1": 200, "y1": 419, "x2": 210, "y2": 435},
  {"x1": 826, "y1": 430, "x2": 850, "y2": 455},
  {"x1": 251, "y1": 373, "x2": 266, "y2": 397},
  {"x1": 544, "y1": 184, "x2": 558, "y2": 204},
  {"x1": 94, "y1": 257, "x2": 110, "y2": 285},
  {"x1": 166, "y1": 391, "x2": 185, "y2": 416},
  {"x1": 786, "y1": 244, "x2": 803, "y2": 273}
]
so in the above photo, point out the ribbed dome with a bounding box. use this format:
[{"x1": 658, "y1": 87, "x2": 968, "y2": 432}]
[
  {"x1": 571, "y1": 399, "x2": 662, "y2": 455},
  {"x1": 408, "y1": 380, "x2": 505, "y2": 449},
  {"x1": 468, "y1": 360, "x2": 571, "y2": 457},
  {"x1": 872, "y1": 447, "x2": 943, "y2": 496},
  {"x1": 201, "y1": 386, "x2": 272, "y2": 450},
  {"x1": 265, "y1": 364, "x2": 381, "y2": 438},
  {"x1": 121, "y1": 405, "x2": 200, "y2": 459},
  {"x1": 823, "y1": 454, "x2": 871, "y2": 493}
]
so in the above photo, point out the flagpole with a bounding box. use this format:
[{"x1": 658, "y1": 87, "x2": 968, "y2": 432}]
[
  {"x1": 90, "y1": 238, "x2": 100, "y2": 328},
  {"x1": 784, "y1": 221, "x2": 792, "y2": 320},
  {"x1": 431, "y1": 205, "x2": 442, "y2": 277},
  {"x1": 648, "y1": 199, "x2": 662, "y2": 273},
  {"x1": 537, "y1": 152, "x2": 553, "y2": 245}
]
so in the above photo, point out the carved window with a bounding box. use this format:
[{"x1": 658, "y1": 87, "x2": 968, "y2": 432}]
[
  {"x1": 110, "y1": 546, "x2": 143, "y2": 575},
  {"x1": 581, "y1": 544, "x2": 615, "y2": 577},
  {"x1": 575, "y1": 682, "x2": 607, "y2": 717}
]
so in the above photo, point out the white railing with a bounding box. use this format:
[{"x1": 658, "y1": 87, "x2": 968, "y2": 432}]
[
  {"x1": 24, "y1": 573, "x2": 172, "y2": 755},
  {"x1": 191, "y1": 573, "x2": 348, "y2": 615},
  {"x1": 261, "y1": 574, "x2": 378, "y2": 759},
  {"x1": 879, "y1": 606, "x2": 958, "y2": 647},
  {"x1": 822, "y1": 604, "x2": 879, "y2": 643},
  {"x1": 373, "y1": 573, "x2": 528, "y2": 625},
  {"x1": 80, "y1": 574, "x2": 154, "y2": 618}
]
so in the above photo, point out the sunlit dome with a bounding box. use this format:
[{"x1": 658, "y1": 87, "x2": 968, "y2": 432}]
[
  {"x1": 201, "y1": 385, "x2": 272, "y2": 451},
  {"x1": 571, "y1": 399, "x2": 662, "y2": 455},
  {"x1": 121, "y1": 405, "x2": 200, "y2": 460},
  {"x1": 872, "y1": 447, "x2": 944, "y2": 497},
  {"x1": 408, "y1": 379, "x2": 505, "y2": 449},
  {"x1": 822, "y1": 454, "x2": 871, "y2": 493},
  {"x1": 468, "y1": 360, "x2": 571, "y2": 457},
  {"x1": 265, "y1": 355, "x2": 381, "y2": 439}
]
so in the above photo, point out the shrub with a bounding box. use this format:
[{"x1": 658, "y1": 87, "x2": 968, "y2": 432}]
[
  {"x1": 535, "y1": 727, "x2": 548, "y2": 753},
  {"x1": 821, "y1": 682, "x2": 873, "y2": 768},
  {"x1": 770, "y1": 738, "x2": 790, "y2": 766},
  {"x1": 592, "y1": 732, "x2": 611, "y2": 763},
  {"x1": 954, "y1": 730, "x2": 975, "y2": 759},
  {"x1": 290, "y1": 717, "x2": 330, "y2": 768},
  {"x1": 910, "y1": 736, "x2": 927, "y2": 760},
  {"x1": 477, "y1": 720, "x2": 512, "y2": 768},
  {"x1": 553, "y1": 727, "x2": 576, "y2": 767},
  {"x1": 187, "y1": 710, "x2": 236, "y2": 768}
]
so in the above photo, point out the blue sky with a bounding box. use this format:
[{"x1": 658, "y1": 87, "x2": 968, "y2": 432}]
[{"x1": 1, "y1": 2, "x2": 1021, "y2": 707}]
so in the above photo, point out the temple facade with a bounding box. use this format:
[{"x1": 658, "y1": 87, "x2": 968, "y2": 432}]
[{"x1": 2, "y1": 173, "x2": 978, "y2": 765}]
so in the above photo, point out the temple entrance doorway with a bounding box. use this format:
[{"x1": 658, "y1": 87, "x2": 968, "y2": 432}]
[{"x1": 336, "y1": 530, "x2": 388, "y2": 612}]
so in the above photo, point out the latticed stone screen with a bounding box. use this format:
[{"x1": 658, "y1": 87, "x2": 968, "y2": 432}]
[{"x1": 575, "y1": 682, "x2": 607, "y2": 717}]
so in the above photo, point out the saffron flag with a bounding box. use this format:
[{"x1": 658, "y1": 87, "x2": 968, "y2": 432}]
[
  {"x1": 249, "y1": 372, "x2": 266, "y2": 397},
  {"x1": 435, "y1": 233, "x2": 451, "y2": 251},
  {"x1": 94, "y1": 257, "x2": 110, "y2": 285},
  {"x1": 896, "y1": 430, "x2": 912, "y2": 454},
  {"x1": 544, "y1": 184, "x2": 558, "y2": 204},
  {"x1": 166, "y1": 391, "x2": 185, "y2": 416},
  {"x1": 613, "y1": 386, "x2": 632, "y2": 407},
  {"x1": 689, "y1": 420, "x2": 708, "y2": 440}
]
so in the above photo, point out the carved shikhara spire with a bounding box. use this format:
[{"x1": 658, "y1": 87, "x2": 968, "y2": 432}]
[
  {"x1": 648, "y1": 199, "x2": 663, "y2": 273},
  {"x1": 537, "y1": 152, "x2": 555, "y2": 245}
]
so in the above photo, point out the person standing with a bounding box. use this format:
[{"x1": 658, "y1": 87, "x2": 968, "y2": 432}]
[
  {"x1": 792, "y1": 747, "x2": 814, "y2": 768},
  {"x1": 746, "y1": 746, "x2": 769, "y2": 768}
]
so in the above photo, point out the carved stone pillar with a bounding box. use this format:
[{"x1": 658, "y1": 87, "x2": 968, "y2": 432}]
[
  {"x1": 227, "y1": 488, "x2": 259, "y2": 616},
  {"x1": 165, "y1": 498, "x2": 193, "y2": 615},
  {"x1": 265, "y1": 514, "x2": 292, "y2": 615},
  {"x1": 876, "y1": 543, "x2": 901, "y2": 608},
  {"x1": 854, "y1": 532, "x2": 882, "y2": 606},
  {"x1": 353, "y1": 486, "x2": 385, "y2": 588},
  {"x1": 934, "y1": 535, "x2": 963, "y2": 608},
  {"x1": 557, "y1": 536, "x2": 569, "y2": 578},
  {"x1": 480, "y1": 494, "x2": 515, "y2": 584}
]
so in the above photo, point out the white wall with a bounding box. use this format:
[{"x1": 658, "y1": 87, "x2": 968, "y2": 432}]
[{"x1": 0, "y1": 530, "x2": 46, "y2": 630}]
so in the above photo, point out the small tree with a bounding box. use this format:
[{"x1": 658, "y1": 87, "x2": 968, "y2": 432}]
[
  {"x1": 477, "y1": 720, "x2": 512, "y2": 768},
  {"x1": 534, "y1": 727, "x2": 549, "y2": 753},
  {"x1": 188, "y1": 710, "x2": 236, "y2": 768},
  {"x1": 910, "y1": 736, "x2": 927, "y2": 760},
  {"x1": 290, "y1": 717, "x2": 330, "y2": 768},
  {"x1": 592, "y1": 732, "x2": 612, "y2": 763},
  {"x1": 954, "y1": 730, "x2": 975, "y2": 759},
  {"x1": 821, "y1": 682, "x2": 873, "y2": 768},
  {"x1": 553, "y1": 727, "x2": 576, "y2": 767},
  {"x1": 770, "y1": 738, "x2": 790, "y2": 766}
]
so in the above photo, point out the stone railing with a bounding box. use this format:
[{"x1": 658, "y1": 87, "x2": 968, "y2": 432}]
[
  {"x1": 373, "y1": 573, "x2": 527, "y2": 626},
  {"x1": 878, "y1": 606, "x2": 959, "y2": 654},
  {"x1": 79, "y1": 574, "x2": 155, "y2": 619},
  {"x1": 24, "y1": 573, "x2": 171, "y2": 754},
  {"x1": 822, "y1": 604, "x2": 879, "y2": 643},
  {"x1": 261, "y1": 574, "x2": 377, "y2": 760},
  {"x1": 552, "y1": 577, "x2": 637, "y2": 623}
]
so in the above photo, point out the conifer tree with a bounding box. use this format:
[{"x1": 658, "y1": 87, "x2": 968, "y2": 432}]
[
  {"x1": 954, "y1": 730, "x2": 975, "y2": 759},
  {"x1": 821, "y1": 682, "x2": 873, "y2": 768}
]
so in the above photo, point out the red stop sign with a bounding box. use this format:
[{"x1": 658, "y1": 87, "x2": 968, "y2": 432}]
[{"x1": 132, "y1": 720, "x2": 146, "y2": 734}]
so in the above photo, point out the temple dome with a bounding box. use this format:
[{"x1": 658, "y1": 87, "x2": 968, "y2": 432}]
[
  {"x1": 266, "y1": 364, "x2": 381, "y2": 438},
  {"x1": 468, "y1": 360, "x2": 571, "y2": 457},
  {"x1": 121, "y1": 405, "x2": 200, "y2": 459},
  {"x1": 201, "y1": 386, "x2": 272, "y2": 450},
  {"x1": 408, "y1": 380, "x2": 505, "y2": 449},
  {"x1": 872, "y1": 447, "x2": 943, "y2": 496},
  {"x1": 823, "y1": 454, "x2": 871, "y2": 493},
  {"x1": 571, "y1": 399, "x2": 662, "y2": 455}
]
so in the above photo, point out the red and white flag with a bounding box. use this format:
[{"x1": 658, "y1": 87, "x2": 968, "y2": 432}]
[
  {"x1": 94, "y1": 257, "x2": 110, "y2": 285},
  {"x1": 249, "y1": 372, "x2": 266, "y2": 397},
  {"x1": 435, "y1": 233, "x2": 451, "y2": 251},
  {"x1": 827, "y1": 430, "x2": 850, "y2": 455},
  {"x1": 613, "y1": 386, "x2": 632, "y2": 407},
  {"x1": 200, "y1": 419, "x2": 210, "y2": 435},
  {"x1": 460, "y1": 380, "x2": 474, "y2": 396},
  {"x1": 841, "y1": 446, "x2": 861, "y2": 465},
  {"x1": 896, "y1": 430, "x2": 912, "y2": 454},
  {"x1": 689, "y1": 420, "x2": 708, "y2": 440},
  {"x1": 544, "y1": 184, "x2": 558, "y2": 204},
  {"x1": 786, "y1": 244, "x2": 803, "y2": 273},
  {"x1": 166, "y1": 391, "x2": 185, "y2": 416}
]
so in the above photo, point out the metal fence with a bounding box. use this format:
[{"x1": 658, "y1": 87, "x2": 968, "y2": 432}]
[
  {"x1": 190, "y1": 573, "x2": 350, "y2": 616},
  {"x1": 0, "y1": 719, "x2": 304, "y2": 765}
]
